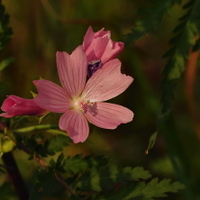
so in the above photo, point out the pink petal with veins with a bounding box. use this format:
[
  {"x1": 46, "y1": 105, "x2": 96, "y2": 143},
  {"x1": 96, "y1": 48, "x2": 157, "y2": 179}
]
[
  {"x1": 0, "y1": 95, "x2": 46, "y2": 118},
  {"x1": 56, "y1": 46, "x2": 87, "y2": 97},
  {"x1": 82, "y1": 26, "x2": 95, "y2": 50},
  {"x1": 83, "y1": 26, "x2": 124, "y2": 63},
  {"x1": 82, "y1": 59, "x2": 133, "y2": 102},
  {"x1": 33, "y1": 80, "x2": 70, "y2": 113},
  {"x1": 101, "y1": 40, "x2": 124, "y2": 64},
  {"x1": 84, "y1": 37, "x2": 109, "y2": 63},
  {"x1": 59, "y1": 110, "x2": 89, "y2": 143},
  {"x1": 85, "y1": 102, "x2": 133, "y2": 129}
]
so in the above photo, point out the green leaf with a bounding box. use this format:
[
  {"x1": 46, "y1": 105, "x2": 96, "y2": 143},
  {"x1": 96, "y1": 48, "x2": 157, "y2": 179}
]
[
  {"x1": 62, "y1": 154, "x2": 109, "y2": 174},
  {"x1": 49, "y1": 152, "x2": 66, "y2": 173},
  {"x1": 44, "y1": 134, "x2": 70, "y2": 155},
  {"x1": 145, "y1": 132, "x2": 157, "y2": 154},
  {"x1": 17, "y1": 134, "x2": 70, "y2": 157},
  {"x1": 130, "y1": 178, "x2": 185, "y2": 199},
  {"x1": 0, "y1": 57, "x2": 14, "y2": 71},
  {"x1": 30, "y1": 169, "x2": 63, "y2": 200},
  {"x1": 0, "y1": 4, "x2": 13, "y2": 51},
  {"x1": 124, "y1": 0, "x2": 181, "y2": 44},
  {"x1": 160, "y1": 0, "x2": 200, "y2": 114},
  {"x1": 93, "y1": 178, "x2": 185, "y2": 200},
  {"x1": 74, "y1": 165, "x2": 151, "y2": 192}
]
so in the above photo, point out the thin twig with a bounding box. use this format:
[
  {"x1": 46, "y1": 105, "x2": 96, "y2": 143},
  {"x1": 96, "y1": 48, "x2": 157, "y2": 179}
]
[{"x1": 55, "y1": 172, "x2": 76, "y2": 195}]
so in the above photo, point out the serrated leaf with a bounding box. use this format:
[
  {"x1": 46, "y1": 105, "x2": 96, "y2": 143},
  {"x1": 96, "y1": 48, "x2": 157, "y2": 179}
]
[
  {"x1": 30, "y1": 169, "x2": 63, "y2": 200},
  {"x1": 57, "y1": 152, "x2": 65, "y2": 165},
  {"x1": 160, "y1": 0, "x2": 200, "y2": 114},
  {"x1": 91, "y1": 178, "x2": 184, "y2": 200},
  {"x1": 124, "y1": 0, "x2": 180, "y2": 44},
  {"x1": 130, "y1": 178, "x2": 185, "y2": 199},
  {"x1": 74, "y1": 165, "x2": 151, "y2": 192},
  {"x1": 17, "y1": 134, "x2": 70, "y2": 157},
  {"x1": 44, "y1": 134, "x2": 70, "y2": 155},
  {"x1": 63, "y1": 154, "x2": 109, "y2": 174}
]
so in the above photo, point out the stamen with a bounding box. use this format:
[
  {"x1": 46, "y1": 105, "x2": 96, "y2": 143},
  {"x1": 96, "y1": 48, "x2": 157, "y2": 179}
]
[{"x1": 79, "y1": 101, "x2": 97, "y2": 116}]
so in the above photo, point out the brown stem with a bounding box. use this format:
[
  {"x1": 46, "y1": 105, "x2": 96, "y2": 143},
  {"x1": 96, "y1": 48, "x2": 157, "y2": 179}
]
[{"x1": 2, "y1": 152, "x2": 30, "y2": 200}]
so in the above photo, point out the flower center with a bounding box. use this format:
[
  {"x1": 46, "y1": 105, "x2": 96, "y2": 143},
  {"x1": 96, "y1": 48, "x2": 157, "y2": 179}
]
[{"x1": 73, "y1": 99, "x2": 97, "y2": 116}]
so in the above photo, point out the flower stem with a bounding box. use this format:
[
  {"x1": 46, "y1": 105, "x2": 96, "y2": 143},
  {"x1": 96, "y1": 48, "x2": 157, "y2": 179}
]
[
  {"x1": 2, "y1": 152, "x2": 30, "y2": 200},
  {"x1": 13, "y1": 124, "x2": 59, "y2": 133}
]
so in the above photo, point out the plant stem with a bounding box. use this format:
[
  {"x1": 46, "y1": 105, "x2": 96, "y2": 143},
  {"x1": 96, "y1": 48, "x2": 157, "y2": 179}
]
[
  {"x1": 2, "y1": 152, "x2": 29, "y2": 200},
  {"x1": 13, "y1": 124, "x2": 59, "y2": 133}
]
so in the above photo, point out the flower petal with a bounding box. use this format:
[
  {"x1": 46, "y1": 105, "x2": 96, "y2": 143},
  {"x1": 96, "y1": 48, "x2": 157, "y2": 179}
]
[
  {"x1": 59, "y1": 110, "x2": 89, "y2": 143},
  {"x1": 0, "y1": 95, "x2": 46, "y2": 118},
  {"x1": 82, "y1": 26, "x2": 95, "y2": 50},
  {"x1": 84, "y1": 36, "x2": 109, "y2": 63},
  {"x1": 82, "y1": 59, "x2": 133, "y2": 102},
  {"x1": 0, "y1": 113, "x2": 14, "y2": 118},
  {"x1": 1, "y1": 95, "x2": 16, "y2": 112},
  {"x1": 56, "y1": 46, "x2": 87, "y2": 97},
  {"x1": 101, "y1": 40, "x2": 124, "y2": 63},
  {"x1": 83, "y1": 26, "x2": 124, "y2": 63},
  {"x1": 33, "y1": 80, "x2": 70, "y2": 113},
  {"x1": 85, "y1": 102, "x2": 133, "y2": 129}
]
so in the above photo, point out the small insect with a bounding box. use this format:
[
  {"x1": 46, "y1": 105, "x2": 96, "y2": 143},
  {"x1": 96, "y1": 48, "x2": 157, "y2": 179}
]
[{"x1": 88, "y1": 60, "x2": 103, "y2": 78}]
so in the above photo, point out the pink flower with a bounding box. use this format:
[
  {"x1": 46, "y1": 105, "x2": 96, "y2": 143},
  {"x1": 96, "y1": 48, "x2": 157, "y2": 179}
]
[
  {"x1": 0, "y1": 95, "x2": 46, "y2": 118},
  {"x1": 82, "y1": 26, "x2": 124, "y2": 64},
  {"x1": 33, "y1": 46, "x2": 133, "y2": 143}
]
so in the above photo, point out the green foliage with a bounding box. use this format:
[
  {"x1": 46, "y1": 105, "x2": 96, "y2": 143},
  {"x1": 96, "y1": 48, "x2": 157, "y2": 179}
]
[
  {"x1": 0, "y1": 183, "x2": 16, "y2": 200},
  {"x1": 145, "y1": 132, "x2": 157, "y2": 154},
  {"x1": 62, "y1": 154, "x2": 109, "y2": 174},
  {"x1": 124, "y1": 0, "x2": 182, "y2": 44},
  {"x1": 125, "y1": 0, "x2": 200, "y2": 114},
  {"x1": 92, "y1": 178, "x2": 185, "y2": 200},
  {"x1": 17, "y1": 134, "x2": 70, "y2": 158},
  {"x1": 44, "y1": 134, "x2": 70, "y2": 155},
  {"x1": 160, "y1": 0, "x2": 200, "y2": 114},
  {"x1": 129, "y1": 178, "x2": 185, "y2": 199},
  {"x1": 30, "y1": 168, "x2": 64, "y2": 200},
  {"x1": 74, "y1": 165, "x2": 151, "y2": 192},
  {"x1": 0, "y1": 1, "x2": 192, "y2": 200},
  {"x1": 29, "y1": 153, "x2": 185, "y2": 200},
  {"x1": 0, "y1": 3, "x2": 12, "y2": 51}
]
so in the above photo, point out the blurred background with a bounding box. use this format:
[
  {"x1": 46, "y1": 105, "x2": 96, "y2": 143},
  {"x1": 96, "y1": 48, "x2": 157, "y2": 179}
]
[{"x1": 1, "y1": 0, "x2": 200, "y2": 199}]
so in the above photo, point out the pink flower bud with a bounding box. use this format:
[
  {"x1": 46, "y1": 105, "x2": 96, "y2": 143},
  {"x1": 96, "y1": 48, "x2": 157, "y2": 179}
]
[
  {"x1": 82, "y1": 26, "x2": 124, "y2": 64},
  {"x1": 0, "y1": 95, "x2": 46, "y2": 118}
]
